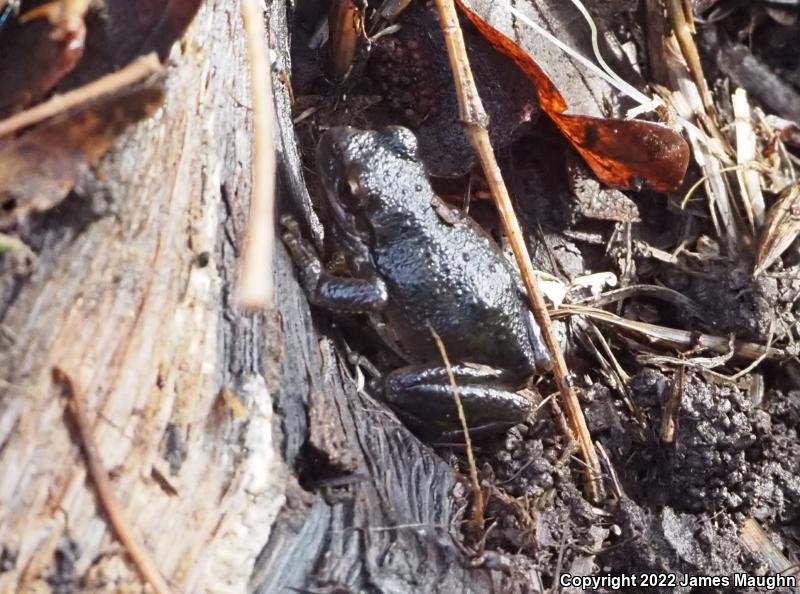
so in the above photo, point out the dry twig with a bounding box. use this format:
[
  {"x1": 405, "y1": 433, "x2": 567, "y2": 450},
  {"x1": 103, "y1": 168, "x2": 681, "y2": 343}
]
[
  {"x1": 52, "y1": 368, "x2": 173, "y2": 594},
  {"x1": 555, "y1": 304, "x2": 782, "y2": 361},
  {"x1": 433, "y1": 0, "x2": 603, "y2": 502},
  {"x1": 0, "y1": 54, "x2": 162, "y2": 138},
  {"x1": 238, "y1": 0, "x2": 277, "y2": 309}
]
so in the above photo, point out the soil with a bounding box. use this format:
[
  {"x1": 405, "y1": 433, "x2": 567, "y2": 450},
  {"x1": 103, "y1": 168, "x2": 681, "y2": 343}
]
[{"x1": 282, "y1": 0, "x2": 800, "y2": 591}]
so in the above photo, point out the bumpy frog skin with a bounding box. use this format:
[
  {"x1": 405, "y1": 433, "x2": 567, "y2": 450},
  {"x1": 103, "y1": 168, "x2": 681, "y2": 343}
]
[{"x1": 282, "y1": 126, "x2": 551, "y2": 437}]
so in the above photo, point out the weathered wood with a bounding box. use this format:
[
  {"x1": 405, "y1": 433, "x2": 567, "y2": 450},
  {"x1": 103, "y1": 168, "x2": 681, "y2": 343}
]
[
  {"x1": 0, "y1": 0, "x2": 515, "y2": 592},
  {"x1": 0, "y1": 1, "x2": 283, "y2": 591}
]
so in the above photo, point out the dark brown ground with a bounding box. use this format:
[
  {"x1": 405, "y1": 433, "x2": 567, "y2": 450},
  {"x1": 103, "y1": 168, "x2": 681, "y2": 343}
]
[{"x1": 273, "y1": 0, "x2": 800, "y2": 592}]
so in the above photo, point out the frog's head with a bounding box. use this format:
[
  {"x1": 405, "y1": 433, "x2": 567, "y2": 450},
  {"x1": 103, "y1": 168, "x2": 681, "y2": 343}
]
[{"x1": 316, "y1": 126, "x2": 420, "y2": 247}]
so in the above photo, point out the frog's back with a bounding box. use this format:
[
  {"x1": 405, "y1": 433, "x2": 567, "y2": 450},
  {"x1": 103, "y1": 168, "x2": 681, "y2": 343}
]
[
  {"x1": 335, "y1": 126, "x2": 540, "y2": 374},
  {"x1": 372, "y1": 199, "x2": 537, "y2": 375}
]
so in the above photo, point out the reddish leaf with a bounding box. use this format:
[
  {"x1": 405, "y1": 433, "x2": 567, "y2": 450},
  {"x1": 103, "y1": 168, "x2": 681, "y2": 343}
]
[
  {"x1": 0, "y1": 6, "x2": 85, "y2": 115},
  {"x1": 552, "y1": 112, "x2": 690, "y2": 191},
  {"x1": 455, "y1": 0, "x2": 689, "y2": 191}
]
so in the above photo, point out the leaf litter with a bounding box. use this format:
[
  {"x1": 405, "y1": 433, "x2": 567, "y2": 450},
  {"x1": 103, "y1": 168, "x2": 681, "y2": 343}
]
[{"x1": 283, "y1": 0, "x2": 800, "y2": 589}]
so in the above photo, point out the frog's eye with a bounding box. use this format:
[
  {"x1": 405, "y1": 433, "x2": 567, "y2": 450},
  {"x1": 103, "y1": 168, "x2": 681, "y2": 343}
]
[{"x1": 336, "y1": 176, "x2": 364, "y2": 211}]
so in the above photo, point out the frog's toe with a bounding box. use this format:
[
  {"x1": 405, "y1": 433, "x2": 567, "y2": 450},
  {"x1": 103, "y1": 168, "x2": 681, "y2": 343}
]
[{"x1": 280, "y1": 213, "x2": 301, "y2": 234}]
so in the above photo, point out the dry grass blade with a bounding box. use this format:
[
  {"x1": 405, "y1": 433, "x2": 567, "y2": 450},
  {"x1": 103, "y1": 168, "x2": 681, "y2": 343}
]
[
  {"x1": 573, "y1": 283, "x2": 705, "y2": 320},
  {"x1": 430, "y1": 328, "x2": 485, "y2": 530},
  {"x1": 238, "y1": 0, "x2": 277, "y2": 309},
  {"x1": 595, "y1": 441, "x2": 623, "y2": 499},
  {"x1": 433, "y1": 0, "x2": 603, "y2": 502},
  {"x1": 665, "y1": 0, "x2": 712, "y2": 113},
  {"x1": 754, "y1": 182, "x2": 800, "y2": 276},
  {"x1": 662, "y1": 32, "x2": 744, "y2": 253}
]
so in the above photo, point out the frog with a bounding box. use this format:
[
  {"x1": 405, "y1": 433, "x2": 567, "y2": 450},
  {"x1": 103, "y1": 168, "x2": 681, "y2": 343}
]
[{"x1": 282, "y1": 125, "x2": 551, "y2": 437}]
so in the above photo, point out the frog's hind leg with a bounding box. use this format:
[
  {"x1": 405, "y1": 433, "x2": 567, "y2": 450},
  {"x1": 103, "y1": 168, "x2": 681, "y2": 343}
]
[{"x1": 384, "y1": 364, "x2": 533, "y2": 436}]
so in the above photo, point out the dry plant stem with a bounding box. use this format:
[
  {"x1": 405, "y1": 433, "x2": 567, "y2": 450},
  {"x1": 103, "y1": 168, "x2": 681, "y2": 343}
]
[
  {"x1": 595, "y1": 441, "x2": 623, "y2": 499},
  {"x1": 52, "y1": 368, "x2": 173, "y2": 594},
  {"x1": 659, "y1": 364, "x2": 684, "y2": 443},
  {"x1": 556, "y1": 304, "x2": 781, "y2": 361},
  {"x1": 665, "y1": 0, "x2": 712, "y2": 113},
  {"x1": 680, "y1": 0, "x2": 694, "y2": 32},
  {"x1": 0, "y1": 54, "x2": 162, "y2": 138},
  {"x1": 432, "y1": 0, "x2": 603, "y2": 503},
  {"x1": 238, "y1": 0, "x2": 276, "y2": 308},
  {"x1": 431, "y1": 329, "x2": 485, "y2": 529},
  {"x1": 330, "y1": 0, "x2": 362, "y2": 80},
  {"x1": 680, "y1": 162, "x2": 767, "y2": 209}
]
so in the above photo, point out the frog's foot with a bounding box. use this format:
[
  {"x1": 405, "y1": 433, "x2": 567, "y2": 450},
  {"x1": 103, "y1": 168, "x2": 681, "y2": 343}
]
[
  {"x1": 281, "y1": 214, "x2": 320, "y2": 270},
  {"x1": 384, "y1": 364, "x2": 533, "y2": 437},
  {"x1": 281, "y1": 214, "x2": 389, "y2": 314},
  {"x1": 525, "y1": 310, "x2": 553, "y2": 374}
]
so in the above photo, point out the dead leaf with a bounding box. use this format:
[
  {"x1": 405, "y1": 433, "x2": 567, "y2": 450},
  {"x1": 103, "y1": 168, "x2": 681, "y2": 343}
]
[
  {"x1": 455, "y1": 0, "x2": 690, "y2": 192},
  {"x1": 0, "y1": 81, "x2": 164, "y2": 223},
  {"x1": 0, "y1": 7, "x2": 85, "y2": 116},
  {"x1": 754, "y1": 183, "x2": 800, "y2": 276}
]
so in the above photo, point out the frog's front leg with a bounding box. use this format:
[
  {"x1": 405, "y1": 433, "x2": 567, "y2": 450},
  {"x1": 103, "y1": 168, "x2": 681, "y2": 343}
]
[
  {"x1": 384, "y1": 364, "x2": 533, "y2": 437},
  {"x1": 282, "y1": 215, "x2": 389, "y2": 314}
]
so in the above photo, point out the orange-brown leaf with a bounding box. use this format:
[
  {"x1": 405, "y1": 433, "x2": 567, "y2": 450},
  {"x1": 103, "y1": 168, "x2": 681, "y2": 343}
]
[
  {"x1": 455, "y1": 0, "x2": 689, "y2": 191},
  {"x1": 552, "y1": 112, "x2": 690, "y2": 191}
]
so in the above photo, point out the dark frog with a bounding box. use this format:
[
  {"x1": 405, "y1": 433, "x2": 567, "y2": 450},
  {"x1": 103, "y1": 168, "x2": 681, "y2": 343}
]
[{"x1": 282, "y1": 126, "x2": 551, "y2": 437}]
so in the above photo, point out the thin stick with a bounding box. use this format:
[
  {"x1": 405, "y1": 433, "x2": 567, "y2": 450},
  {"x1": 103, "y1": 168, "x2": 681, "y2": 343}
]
[
  {"x1": 52, "y1": 368, "x2": 173, "y2": 594},
  {"x1": 238, "y1": 0, "x2": 276, "y2": 309},
  {"x1": 0, "y1": 54, "x2": 162, "y2": 138},
  {"x1": 430, "y1": 328, "x2": 485, "y2": 529},
  {"x1": 432, "y1": 0, "x2": 603, "y2": 502}
]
